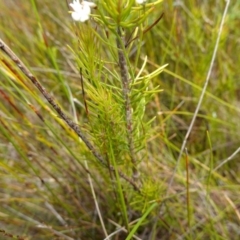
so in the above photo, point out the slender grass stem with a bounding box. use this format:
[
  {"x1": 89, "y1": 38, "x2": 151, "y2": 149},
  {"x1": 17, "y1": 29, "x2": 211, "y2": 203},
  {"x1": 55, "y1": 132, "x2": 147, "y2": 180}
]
[
  {"x1": 185, "y1": 148, "x2": 191, "y2": 228},
  {"x1": 167, "y1": 0, "x2": 231, "y2": 191}
]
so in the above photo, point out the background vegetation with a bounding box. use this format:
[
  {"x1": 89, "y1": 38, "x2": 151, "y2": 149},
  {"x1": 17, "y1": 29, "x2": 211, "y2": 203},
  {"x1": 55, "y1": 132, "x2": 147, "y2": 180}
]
[{"x1": 0, "y1": 0, "x2": 239, "y2": 239}]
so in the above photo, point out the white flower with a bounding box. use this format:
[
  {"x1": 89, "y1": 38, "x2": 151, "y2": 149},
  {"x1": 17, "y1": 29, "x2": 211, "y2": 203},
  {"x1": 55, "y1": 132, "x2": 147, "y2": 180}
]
[
  {"x1": 69, "y1": 0, "x2": 96, "y2": 22},
  {"x1": 136, "y1": 0, "x2": 147, "y2": 4}
]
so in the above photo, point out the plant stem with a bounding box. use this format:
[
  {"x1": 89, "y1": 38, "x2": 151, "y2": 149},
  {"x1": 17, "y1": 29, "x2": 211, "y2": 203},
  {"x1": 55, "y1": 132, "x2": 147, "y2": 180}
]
[{"x1": 116, "y1": 28, "x2": 140, "y2": 181}]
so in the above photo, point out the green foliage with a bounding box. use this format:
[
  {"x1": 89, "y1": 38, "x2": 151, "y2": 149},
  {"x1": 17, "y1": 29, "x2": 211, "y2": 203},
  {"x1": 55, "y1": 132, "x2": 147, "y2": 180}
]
[{"x1": 0, "y1": 0, "x2": 240, "y2": 239}]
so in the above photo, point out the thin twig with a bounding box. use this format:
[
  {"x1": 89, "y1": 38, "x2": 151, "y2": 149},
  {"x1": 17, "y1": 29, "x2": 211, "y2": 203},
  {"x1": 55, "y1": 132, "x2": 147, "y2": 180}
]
[
  {"x1": 167, "y1": 0, "x2": 231, "y2": 191},
  {"x1": 214, "y1": 146, "x2": 240, "y2": 171},
  {"x1": 125, "y1": 13, "x2": 164, "y2": 48},
  {"x1": 116, "y1": 28, "x2": 140, "y2": 180},
  {"x1": 0, "y1": 38, "x2": 140, "y2": 192},
  {"x1": 44, "y1": 201, "x2": 68, "y2": 226}
]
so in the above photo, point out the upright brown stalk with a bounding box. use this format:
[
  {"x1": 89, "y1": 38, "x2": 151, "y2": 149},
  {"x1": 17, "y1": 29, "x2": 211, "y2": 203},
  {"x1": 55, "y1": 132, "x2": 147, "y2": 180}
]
[
  {"x1": 116, "y1": 28, "x2": 139, "y2": 180},
  {"x1": 0, "y1": 38, "x2": 140, "y2": 192}
]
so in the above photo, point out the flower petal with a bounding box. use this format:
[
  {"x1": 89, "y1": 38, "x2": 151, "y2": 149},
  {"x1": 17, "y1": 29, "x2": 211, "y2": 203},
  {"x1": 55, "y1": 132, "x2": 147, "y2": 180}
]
[
  {"x1": 83, "y1": 1, "x2": 96, "y2": 8},
  {"x1": 71, "y1": 11, "x2": 82, "y2": 21},
  {"x1": 69, "y1": 0, "x2": 94, "y2": 22}
]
